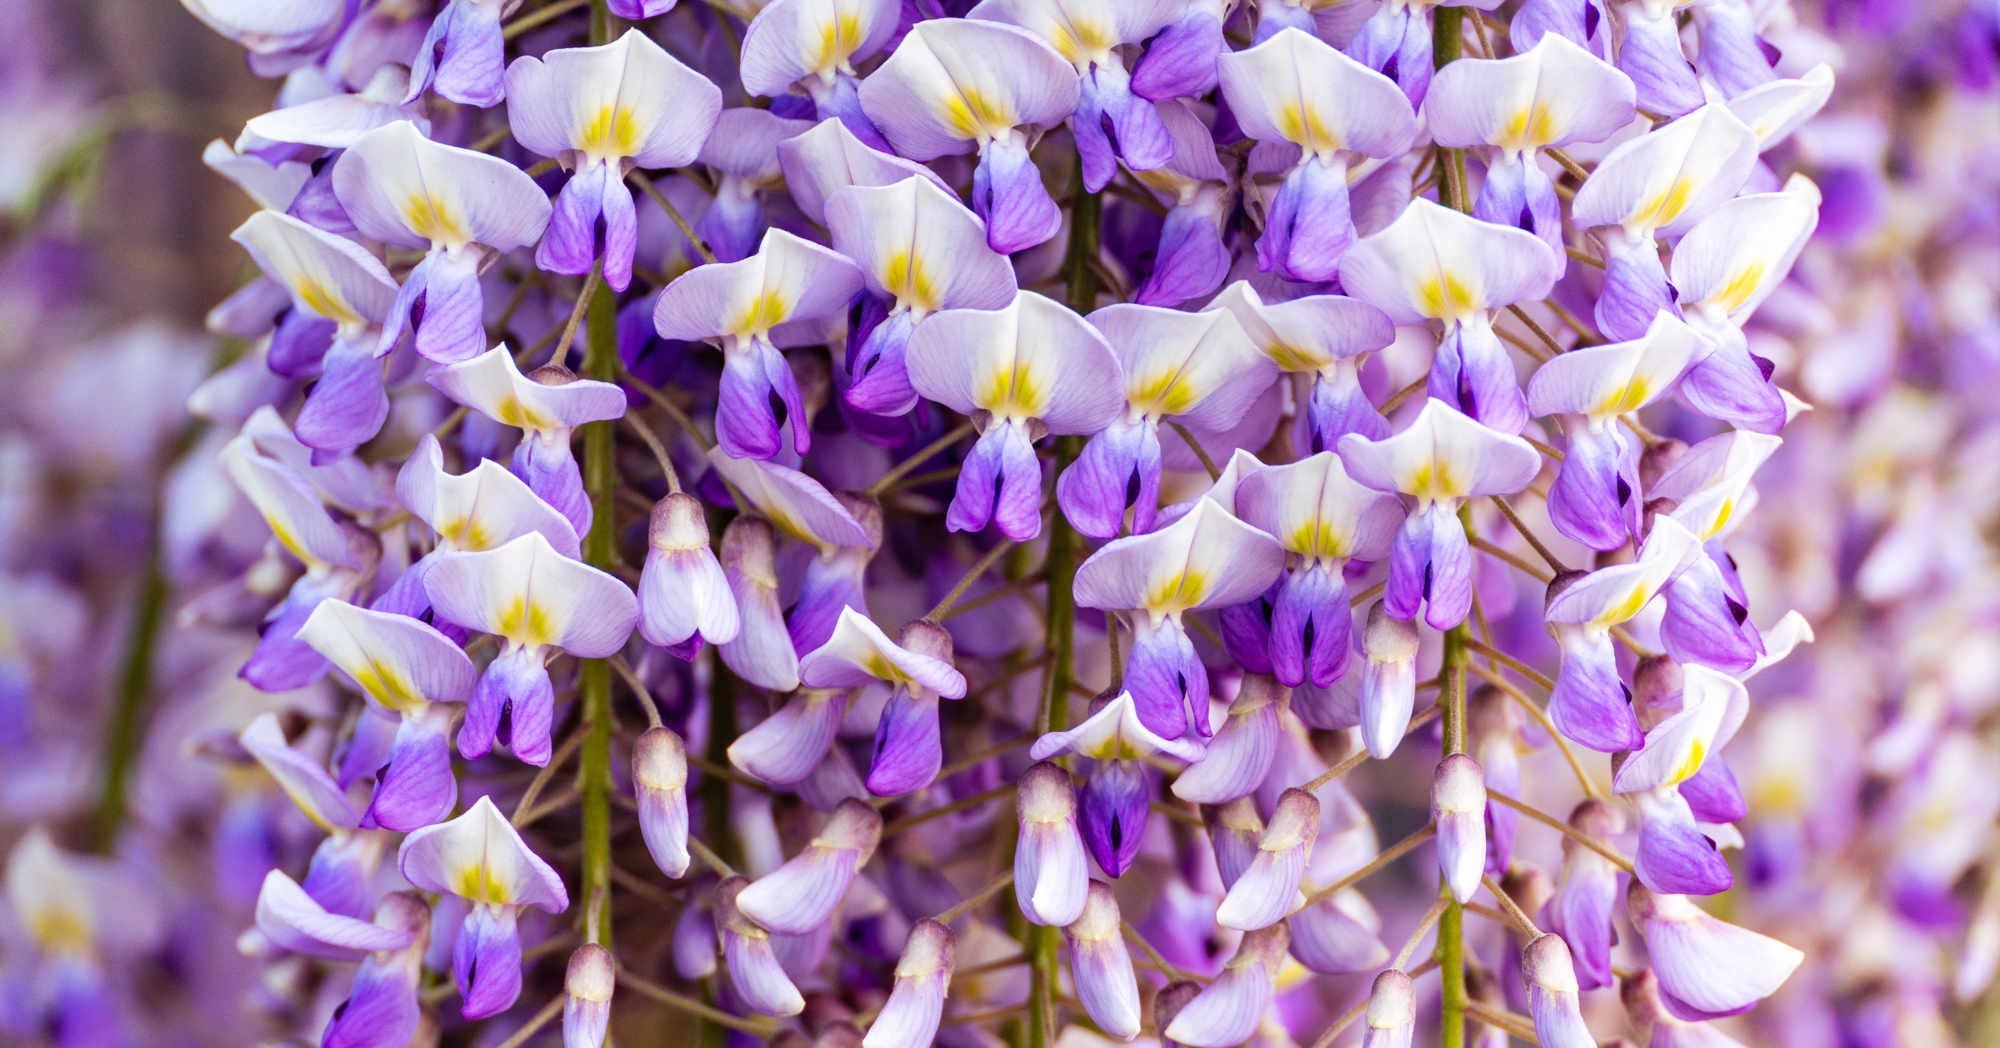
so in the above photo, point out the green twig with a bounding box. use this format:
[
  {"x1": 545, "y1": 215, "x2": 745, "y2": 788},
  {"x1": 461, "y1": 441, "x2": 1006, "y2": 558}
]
[{"x1": 577, "y1": 248, "x2": 620, "y2": 949}]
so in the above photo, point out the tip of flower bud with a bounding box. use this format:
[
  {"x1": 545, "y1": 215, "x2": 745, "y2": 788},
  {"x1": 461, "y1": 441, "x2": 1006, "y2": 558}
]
[
  {"x1": 1066, "y1": 880, "x2": 1122, "y2": 941},
  {"x1": 1500, "y1": 864, "x2": 1555, "y2": 920},
  {"x1": 1018, "y1": 761, "x2": 1078, "y2": 821},
  {"x1": 1543, "y1": 569, "x2": 1593, "y2": 607},
  {"x1": 1233, "y1": 673, "x2": 1291, "y2": 712},
  {"x1": 1231, "y1": 921, "x2": 1291, "y2": 968},
  {"x1": 1364, "y1": 601, "x2": 1420, "y2": 659},
  {"x1": 1432, "y1": 754, "x2": 1487, "y2": 815},
  {"x1": 1264, "y1": 788, "x2": 1321, "y2": 848},
  {"x1": 817, "y1": 798, "x2": 886, "y2": 860},
  {"x1": 1522, "y1": 934, "x2": 1580, "y2": 994},
  {"x1": 1568, "y1": 797, "x2": 1627, "y2": 839},
  {"x1": 895, "y1": 918, "x2": 956, "y2": 978},
  {"x1": 834, "y1": 491, "x2": 885, "y2": 548},
  {"x1": 1153, "y1": 980, "x2": 1203, "y2": 1039},
  {"x1": 634, "y1": 726, "x2": 688, "y2": 791},
  {"x1": 1639, "y1": 438, "x2": 1688, "y2": 491},
  {"x1": 566, "y1": 942, "x2": 616, "y2": 1002},
  {"x1": 722, "y1": 515, "x2": 777, "y2": 564},
  {"x1": 1365, "y1": 969, "x2": 1416, "y2": 1028},
  {"x1": 895, "y1": 618, "x2": 955, "y2": 664},
  {"x1": 1631, "y1": 655, "x2": 1683, "y2": 724},
  {"x1": 649, "y1": 493, "x2": 712, "y2": 551},
  {"x1": 1618, "y1": 966, "x2": 1667, "y2": 1028},
  {"x1": 528, "y1": 363, "x2": 578, "y2": 385}
]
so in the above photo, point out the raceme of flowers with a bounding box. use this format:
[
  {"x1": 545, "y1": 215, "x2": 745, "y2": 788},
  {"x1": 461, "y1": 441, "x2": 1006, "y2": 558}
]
[{"x1": 13, "y1": 0, "x2": 1903, "y2": 1044}]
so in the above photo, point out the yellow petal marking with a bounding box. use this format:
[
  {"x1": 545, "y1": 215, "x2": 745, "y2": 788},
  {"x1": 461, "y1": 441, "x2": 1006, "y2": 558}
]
[
  {"x1": 356, "y1": 657, "x2": 426, "y2": 714},
  {"x1": 1145, "y1": 570, "x2": 1207, "y2": 615},
  {"x1": 818, "y1": 11, "x2": 866, "y2": 70},
  {"x1": 734, "y1": 290, "x2": 792, "y2": 336},
  {"x1": 30, "y1": 907, "x2": 92, "y2": 956},
  {"x1": 267, "y1": 519, "x2": 314, "y2": 566},
  {"x1": 578, "y1": 103, "x2": 639, "y2": 160},
  {"x1": 293, "y1": 275, "x2": 362, "y2": 328},
  {"x1": 942, "y1": 88, "x2": 1015, "y2": 141},
  {"x1": 1497, "y1": 100, "x2": 1562, "y2": 154},
  {"x1": 499, "y1": 598, "x2": 557, "y2": 646},
  {"x1": 1416, "y1": 271, "x2": 1479, "y2": 322},
  {"x1": 1279, "y1": 102, "x2": 1342, "y2": 156},
  {"x1": 1669, "y1": 738, "x2": 1706, "y2": 785},
  {"x1": 1265, "y1": 340, "x2": 1331, "y2": 373},
  {"x1": 882, "y1": 251, "x2": 939, "y2": 312},
  {"x1": 864, "y1": 652, "x2": 911, "y2": 684},
  {"x1": 1591, "y1": 585, "x2": 1653, "y2": 628},
  {"x1": 1594, "y1": 376, "x2": 1650, "y2": 417},
  {"x1": 1629, "y1": 178, "x2": 1692, "y2": 232},
  {"x1": 1403, "y1": 461, "x2": 1461, "y2": 502},
  {"x1": 404, "y1": 193, "x2": 468, "y2": 247},
  {"x1": 1048, "y1": 17, "x2": 1112, "y2": 65},
  {"x1": 982, "y1": 359, "x2": 1044, "y2": 418},
  {"x1": 1291, "y1": 520, "x2": 1353, "y2": 562},
  {"x1": 1130, "y1": 366, "x2": 1200, "y2": 418},
  {"x1": 456, "y1": 860, "x2": 512, "y2": 905},
  {"x1": 1710, "y1": 262, "x2": 1765, "y2": 315},
  {"x1": 437, "y1": 516, "x2": 493, "y2": 552},
  {"x1": 493, "y1": 397, "x2": 559, "y2": 432}
]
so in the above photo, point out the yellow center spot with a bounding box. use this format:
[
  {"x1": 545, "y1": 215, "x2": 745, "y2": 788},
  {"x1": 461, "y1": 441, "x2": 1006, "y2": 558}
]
[
  {"x1": 942, "y1": 89, "x2": 1014, "y2": 141},
  {"x1": 982, "y1": 360, "x2": 1044, "y2": 417},
  {"x1": 404, "y1": 193, "x2": 467, "y2": 246},
  {"x1": 883, "y1": 252, "x2": 939, "y2": 312},
  {"x1": 1049, "y1": 19, "x2": 1112, "y2": 65},
  {"x1": 1707, "y1": 500, "x2": 1733, "y2": 539},
  {"x1": 30, "y1": 908, "x2": 91, "y2": 956},
  {"x1": 1130, "y1": 369, "x2": 1199, "y2": 418},
  {"x1": 865, "y1": 653, "x2": 909, "y2": 683},
  {"x1": 499, "y1": 598, "x2": 557, "y2": 646},
  {"x1": 1711, "y1": 262, "x2": 1765, "y2": 315},
  {"x1": 1145, "y1": 571, "x2": 1207, "y2": 615},
  {"x1": 1266, "y1": 340, "x2": 1330, "y2": 373},
  {"x1": 1416, "y1": 271, "x2": 1479, "y2": 322},
  {"x1": 456, "y1": 862, "x2": 511, "y2": 905},
  {"x1": 268, "y1": 520, "x2": 313, "y2": 566},
  {"x1": 578, "y1": 104, "x2": 639, "y2": 159},
  {"x1": 1594, "y1": 377, "x2": 1650, "y2": 417},
  {"x1": 356, "y1": 657, "x2": 425, "y2": 714},
  {"x1": 1670, "y1": 738, "x2": 1706, "y2": 785},
  {"x1": 1592, "y1": 586, "x2": 1652, "y2": 628},
  {"x1": 1404, "y1": 462, "x2": 1461, "y2": 501},
  {"x1": 734, "y1": 291, "x2": 791, "y2": 336},
  {"x1": 1291, "y1": 521, "x2": 1352, "y2": 562},
  {"x1": 1498, "y1": 101, "x2": 1561, "y2": 153},
  {"x1": 494, "y1": 397, "x2": 557, "y2": 431},
  {"x1": 294, "y1": 276, "x2": 361, "y2": 327},
  {"x1": 437, "y1": 516, "x2": 493, "y2": 551},
  {"x1": 1630, "y1": 179, "x2": 1692, "y2": 231},
  {"x1": 1279, "y1": 102, "x2": 1342, "y2": 156},
  {"x1": 817, "y1": 11, "x2": 865, "y2": 69}
]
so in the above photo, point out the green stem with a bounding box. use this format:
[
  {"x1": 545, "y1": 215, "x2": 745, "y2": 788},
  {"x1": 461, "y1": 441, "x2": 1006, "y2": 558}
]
[
  {"x1": 578, "y1": 258, "x2": 619, "y2": 948},
  {"x1": 1022, "y1": 159, "x2": 1102, "y2": 1048},
  {"x1": 1438, "y1": 503, "x2": 1476, "y2": 1048},
  {"x1": 90, "y1": 539, "x2": 167, "y2": 853}
]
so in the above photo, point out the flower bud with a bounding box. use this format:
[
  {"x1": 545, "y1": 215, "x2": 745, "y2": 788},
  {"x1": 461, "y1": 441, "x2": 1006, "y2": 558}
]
[
  {"x1": 1433, "y1": 753, "x2": 1488, "y2": 903},
  {"x1": 1161, "y1": 923, "x2": 1288, "y2": 1048},
  {"x1": 1080, "y1": 757, "x2": 1151, "y2": 878},
  {"x1": 1172, "y1": 675, "x2": 1287, "y2": 804},
  {"x1": 640, "y1": 492, "x2": 739, "y2": 652},
  {"x1": 1360, "y1": 602, "x2": 1421, "y2": 759},
  {"x1": 562, "y1": 943, "x2": 615, "y2": 1048},
  {"x1": 1361, "y1": 969, "x2": 1415, "y2": 1048},
  {"x1": 1014, "y1": 761, "x2": 1089, "y2": 926},
  {"x1": 1063, "y1": 882, "x2": 1141, "y2": 1038},
  {"x1": 633, "y1": 726, "x2": 690, "y2": 879},
  {"x1": 1627, "y1": 881, "x2": 1804, "y2": 1021},
  {"x1": 736, "y1": 798, "x2": 883, "y2": 936},
  {"x1": 1217, "y1": 787, "x2": 1319, "y2": 931},
  {"x1": 1547, "y1": 800, "x2": 1625, "y2": 991},
  {"x1": 1289, "y1": 887, "x2": 1390, "y2": 974},
  {"x1": 322, "y1": 891, "x2": 431, "y2": 1048},
  {"x1": 1153, "y1": 980, "x2": 1203, "y2": 1048},
  {"x1": 672, "y1": 882, "x2": 717, "y2": 980},
  {"x1": 729, "y1": 689, "x2": 851, "y2": 786},
  {"x1": 718, "y1": 876, "x2": 805, "y2": 1016},
  {"x1": 1201, "y1": 796, "x2": 1263, "y2": 889},
  {"x1": 719, "y1": 516, "x2": 800, "y2": 691},
  {"x1": 860, "y1": 919, "x2": 953, "y2": 1048},
  {"x1": 1522, "y1": 933, "x2": 1595, "y2": 1048}
]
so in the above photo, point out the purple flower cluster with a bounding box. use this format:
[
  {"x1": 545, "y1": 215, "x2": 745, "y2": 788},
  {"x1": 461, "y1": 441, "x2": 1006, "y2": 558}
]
[{"x1": 6, "y1": 0, "x2": 2000, "y2": 1045}]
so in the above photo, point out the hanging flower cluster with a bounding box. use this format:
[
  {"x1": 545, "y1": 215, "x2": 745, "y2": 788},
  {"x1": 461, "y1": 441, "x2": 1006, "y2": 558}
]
[{"x1": 10, "y1": 0, "x2": 2000, "y2": 1046}]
